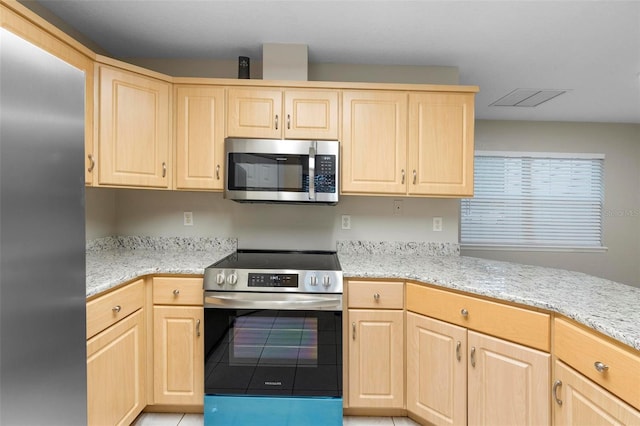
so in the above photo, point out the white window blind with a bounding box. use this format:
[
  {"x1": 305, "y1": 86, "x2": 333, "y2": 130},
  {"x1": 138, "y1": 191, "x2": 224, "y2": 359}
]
[{"x1": 461, "y1": 152, "x2": 604, "y2": 249}]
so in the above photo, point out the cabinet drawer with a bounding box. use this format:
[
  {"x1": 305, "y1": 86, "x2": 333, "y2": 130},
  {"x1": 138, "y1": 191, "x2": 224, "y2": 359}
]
[
  {"x1": 554, "y1": 317, "x2": 640, "y2": 410},
  {"x1": 406, "y1": 283, "x2": 550, "y2": 351},
  {"x1": 86, "y1": 279, "x2": 145, "y2": 339},
  {"x1": 348, "y1": 280, "x2": 404, "y2": 309},
  {"x1": 153, "y1": 276, "x2": 203, "y2": 306}
]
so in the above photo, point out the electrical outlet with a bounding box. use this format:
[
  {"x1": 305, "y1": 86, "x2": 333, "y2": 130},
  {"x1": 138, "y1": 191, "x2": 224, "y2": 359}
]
[
  {"x1": 393, "y1": 200, "x2": 403, "y2": 216},
  {"x1": 184, "y1": 211, "x2": 194, "y2": 226},
  {"x1": 433, "y1": 217, "x2": 442, "y2": 232},
  {"x1": 341, "y1": 215, "x2": 351, "y2": 230}
]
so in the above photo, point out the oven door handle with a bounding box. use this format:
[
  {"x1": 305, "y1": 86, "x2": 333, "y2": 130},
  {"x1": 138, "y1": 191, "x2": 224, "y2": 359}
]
[{"x1": 205, "y1": 293, "x2": 342, "y2": 311}]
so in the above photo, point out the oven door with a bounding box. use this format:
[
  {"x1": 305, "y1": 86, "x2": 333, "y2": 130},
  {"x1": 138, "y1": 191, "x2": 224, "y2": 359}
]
[
  {"x1": 204, "y1": 293, "x2": 342, "y2": 398},
  {"x1": 203, "y1": 291, "x2": 343, "y2": 425}
]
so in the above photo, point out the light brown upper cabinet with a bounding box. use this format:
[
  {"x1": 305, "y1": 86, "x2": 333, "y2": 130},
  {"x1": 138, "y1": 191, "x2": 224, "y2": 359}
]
[
  {"x1": 408, "y1": 92, "x2": 475, "y2": 196},
  {"x1": 342, "y1": 90, "x2": 475, "y2": 197},
  {"x1": 341, "y1": 90, "x2": 408, "y2": 194},
  {"x1": 175, "y1": 86, "x2": 225, "y2": 190},
  {"x1": 97, "y1": 64, "x2": 171, "y2": 188},
  {"x1": 227, "y1": 87, "x2": 339, "y2": 140}
]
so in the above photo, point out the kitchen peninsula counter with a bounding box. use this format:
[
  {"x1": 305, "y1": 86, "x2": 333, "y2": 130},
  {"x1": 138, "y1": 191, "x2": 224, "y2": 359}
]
[{"x1": 86, "y1": 238, "x2": 640, "y2": 351}]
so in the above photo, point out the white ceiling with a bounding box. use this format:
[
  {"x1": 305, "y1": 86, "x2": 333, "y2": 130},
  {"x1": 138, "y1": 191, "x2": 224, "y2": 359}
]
[{"x1": 33, "y1": 0, "x2": 640, "y2": 123}]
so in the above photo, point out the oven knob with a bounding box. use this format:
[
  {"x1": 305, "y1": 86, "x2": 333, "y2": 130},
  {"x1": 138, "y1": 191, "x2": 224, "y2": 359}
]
[
  {"x1": 227, "y1": 273, "x2": 238, "y2": 285},
  {"x1": 322, "y1": 275, "x2": 331, "y2": 288},
  {"x1": 216, "y1": 273, "x2": 225, "y2": 286},
  {"x1": 310, "y1": 275, "x2": 318, "y2": 286}
]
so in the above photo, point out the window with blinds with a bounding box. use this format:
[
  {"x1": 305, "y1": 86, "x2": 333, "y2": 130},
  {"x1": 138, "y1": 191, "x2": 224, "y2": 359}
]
[{"x1": 461, "y1": 152, "x2": 604, "y2": 249}]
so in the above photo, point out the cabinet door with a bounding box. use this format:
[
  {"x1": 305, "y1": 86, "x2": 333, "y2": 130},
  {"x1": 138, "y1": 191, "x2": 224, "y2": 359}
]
[
  {"x1": 408, "y1": 93, "x2": 474, "y2": 196},
  {"x1": 348, "y1": 309, "x2": 404, "y2": 408},
  {"x1": 153, "y1": 306, "x2": 204, "y2": 405},
  {"x1": 554, "y1": 360, "x2": 640, "y2": 425},
  {"x1": 407, "y1": 312, "x2": 467, "y2": 426},
  {"x1": 98, "y1": 65, "x2": 171, "y2": 187},
  {"x1": 283, "y1": 89, "x2": 339, "y2": 140},
  {"x1": 175, "y1": 86, "x2": 225, "y2": 190},
  {"x1": 227, "y1": 87, "x2": 282, "y2": 138},
  {"x1": 87, "y1": 309, "x2": 145, "y2": 426},
  {"x1": 342, "y1": 91, "x2": 407, "y2": 194},
  {"x1": 468, "y1": 331, "x2": 550, "y2": 426}
]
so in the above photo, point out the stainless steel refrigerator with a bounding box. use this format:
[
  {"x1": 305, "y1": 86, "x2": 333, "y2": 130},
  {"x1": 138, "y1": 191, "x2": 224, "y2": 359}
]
[{"x1": 0, "y1": 27, "x2": 87, "y2": 425}]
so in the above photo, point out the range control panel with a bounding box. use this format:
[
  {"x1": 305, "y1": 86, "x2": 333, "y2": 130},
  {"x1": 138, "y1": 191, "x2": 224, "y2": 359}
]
[{"x1": 204, "y1": 269, "x2": 343, "y2": 294}]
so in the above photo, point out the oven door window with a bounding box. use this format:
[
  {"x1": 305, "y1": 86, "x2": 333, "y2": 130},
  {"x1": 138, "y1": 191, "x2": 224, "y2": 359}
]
[
  {"x1": 205, "y1": 309, "x2": 342, "y2": 397},
  {"x1": 228, "y1": 153, "x2": 308, "y2": 192}
]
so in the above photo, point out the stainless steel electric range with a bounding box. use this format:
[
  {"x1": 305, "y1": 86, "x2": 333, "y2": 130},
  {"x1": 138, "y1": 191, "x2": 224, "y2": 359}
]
[{"x1": 202, "y1": 250, "x2": 343, "y2": 426}]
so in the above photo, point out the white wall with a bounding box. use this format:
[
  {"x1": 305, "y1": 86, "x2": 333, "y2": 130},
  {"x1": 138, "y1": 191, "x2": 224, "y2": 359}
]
[
  {"x1": 463, "y1": 120, "x2": 640, "y2": 287},
  {"x1": 85, "y1": 187, "x2": 116, "y2": 240},
  {"x1": 106, "y1": 190, "x2": 458, "y2": 251}
]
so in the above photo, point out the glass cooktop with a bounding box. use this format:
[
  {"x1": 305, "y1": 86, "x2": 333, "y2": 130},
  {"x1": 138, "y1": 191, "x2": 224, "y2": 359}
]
[{"x1": 209, "y1": 250, "x2": 341, "y2": 272}]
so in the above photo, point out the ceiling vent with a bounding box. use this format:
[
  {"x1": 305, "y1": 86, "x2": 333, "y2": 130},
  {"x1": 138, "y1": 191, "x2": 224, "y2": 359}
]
[{"x1": 490, "y1": 89, "x2": 567, "y2": 107}]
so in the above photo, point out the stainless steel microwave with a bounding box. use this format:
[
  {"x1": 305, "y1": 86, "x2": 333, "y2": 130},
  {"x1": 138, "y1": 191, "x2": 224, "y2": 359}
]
[{"x1": 224, "y1": 138, "x2": 340, "y2": 205}]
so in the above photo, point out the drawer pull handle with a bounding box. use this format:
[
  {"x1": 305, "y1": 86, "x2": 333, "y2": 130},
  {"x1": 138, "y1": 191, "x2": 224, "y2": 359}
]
[
  {"x1": 275, "y1": 114, "x2": 279, "y2": 130},
  {"x1": 413, "y1": 169, "x2": 417, "y2": 185},
  {"x1": 112, "y1": 305, "x2": 122, "y2": 313},
  {"x1": 594, "y1": 361, "x2": 609, "y2": 373},
  {"x1": 173, "y1": 289, "x2": 180, "y2": 296},
  {"x1": 401, "y1": 169, "x2": 405, "y2": 184},
  {"x1": 196, "y1": 319, "x2": 201, "y2": 337},
  {"x1": 162, "y1": 162, "x2": 167, "y2": 178},
  {"x1": 215, "y1": 164, "x2": 220, "y2": 180},
  {"x1": 88, "y1": 154, "x2": 95, "y2": 172},
  {"x1": 553, "y1": 380, "x2": 563, "y2": 405},
  {"x1": 352, "y1": 322, "x2": 356, "y2": 340},
  {"x1": 460, "y1": 308, "x2": 469, "y2": 317},
  {"x1": 456, "y1": 341, "x2": 461, "y2": 362},
  {"x1": 287, "y1": 114, "x2": 291, "y2": 129},
  {"x1": 470, "y1": 346, "x2": 476, "y2": 367},
  {"x1": 373, "y1": 293, "x2": 380, "y2": 301}
]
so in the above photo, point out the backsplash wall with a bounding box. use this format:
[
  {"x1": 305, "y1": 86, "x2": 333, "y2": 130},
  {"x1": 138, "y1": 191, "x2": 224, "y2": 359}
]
[{"x1": 86, "y1": 188, "x2": 460, "y2": 250}]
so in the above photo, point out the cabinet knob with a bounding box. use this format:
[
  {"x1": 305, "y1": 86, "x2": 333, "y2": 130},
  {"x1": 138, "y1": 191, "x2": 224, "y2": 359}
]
[
  {"x1": 173, "y1": 289, "x2": 180, "y2": 296},
  {"x1": 594, "y1": 361, "x2": 609, "y2": 373},
  {"x1": 373, "y1": 293, "x2": 380, "y2": 301},
  {"x1": 112, "y1": 305, "x2": 121, "y2": 313},
  {"x1": 460, "y1": 308, "x2": 469, "y2": 317}
]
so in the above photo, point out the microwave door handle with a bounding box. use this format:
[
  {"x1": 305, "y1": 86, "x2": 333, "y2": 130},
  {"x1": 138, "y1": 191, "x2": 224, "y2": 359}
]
[{"x1": 308, "y1": 142, "x2": 316, "y2": 200}]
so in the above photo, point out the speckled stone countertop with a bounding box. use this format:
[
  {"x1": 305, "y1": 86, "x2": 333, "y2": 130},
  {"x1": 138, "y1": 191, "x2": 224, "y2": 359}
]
[
  {"x1": 86, "y1": 236, "x2": 236, "y2": 298},
  {"x1": 86, "y1": 238, "x2": 640, "y2": 351}
]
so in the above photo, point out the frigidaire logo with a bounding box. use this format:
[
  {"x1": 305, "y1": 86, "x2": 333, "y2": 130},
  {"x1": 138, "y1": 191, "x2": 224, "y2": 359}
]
[{"x1": 264, "y1": 381, "x2": 282, "y2": 386}]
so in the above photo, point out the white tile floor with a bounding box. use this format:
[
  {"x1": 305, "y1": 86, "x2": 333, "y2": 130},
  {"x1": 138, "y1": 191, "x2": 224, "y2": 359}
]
[{"x1": 132, "y1": 412, "x2": 423, "y2": 426}]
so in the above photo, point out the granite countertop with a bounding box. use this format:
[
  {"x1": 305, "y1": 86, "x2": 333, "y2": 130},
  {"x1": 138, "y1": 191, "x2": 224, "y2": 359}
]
[{"x1": 86, "y1": 238, "x2": 640, "y2": 351}]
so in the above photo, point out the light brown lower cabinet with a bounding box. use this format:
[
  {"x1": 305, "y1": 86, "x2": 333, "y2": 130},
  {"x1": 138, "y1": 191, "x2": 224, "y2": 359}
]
[
  {"x1": 553, "y1": 360, "x2": 640, "y2": 425},
  {"x1": 348, "y1": 309, "x2": 405, "y2": 409},
  {"x1": 87, "y1": 309, "x2": 146, "y2": 426},
  {"x1": 153, "y1": 305, "x2": 204, "y2": 405},
  {"x1": 407, "y1": 312, "x2": 550, "y2": 426},
  {"x1": 152, "y1": 277, "x2": 204, "y2": 407}
]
